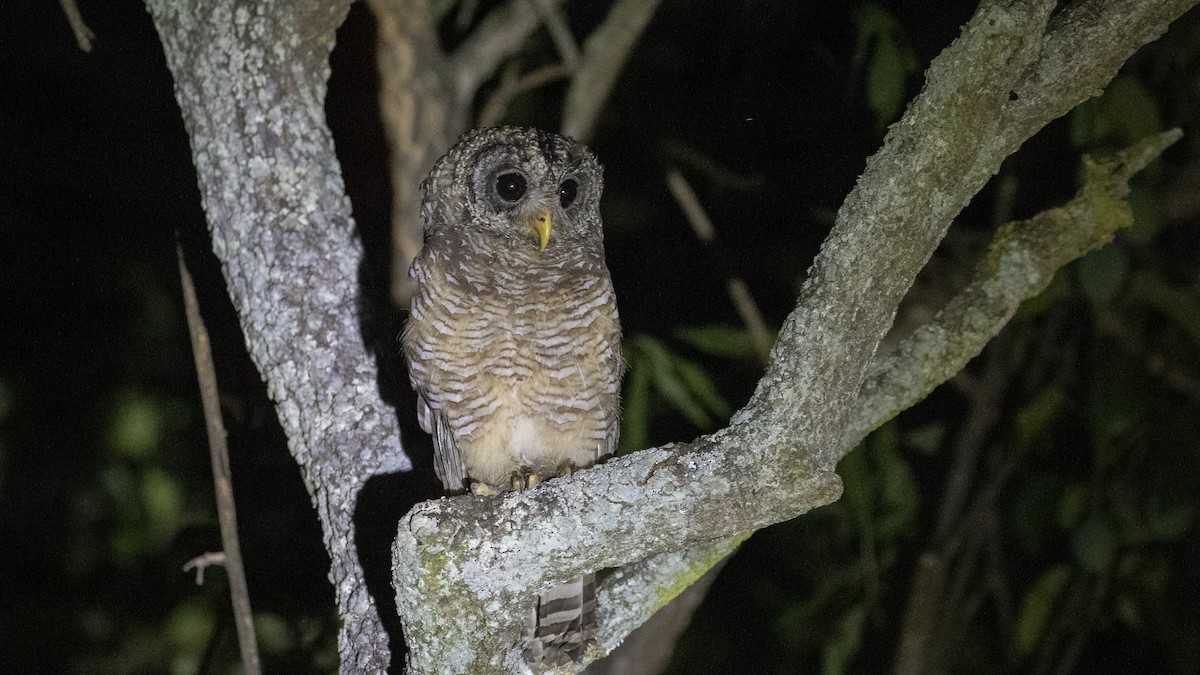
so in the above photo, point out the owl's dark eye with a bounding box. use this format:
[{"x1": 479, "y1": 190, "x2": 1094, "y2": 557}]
[
  {"x1": 559, "y1": 178, "x2": 578, "y2": 208},
  {"x1": 495, "y1": 172, "x2": 527, "y2": 202}
]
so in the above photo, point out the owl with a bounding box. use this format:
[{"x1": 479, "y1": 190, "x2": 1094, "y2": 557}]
[{"x1": 402, "y1": 127, "x2": 623, "y2": 667}]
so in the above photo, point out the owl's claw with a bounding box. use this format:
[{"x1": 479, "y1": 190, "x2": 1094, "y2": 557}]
[
  {"x1": 470, "y1": 481, "x2": 504, "y2": 497},
  {"x1": 511, "y1": 470, "x2": 541, "y2": 491}
]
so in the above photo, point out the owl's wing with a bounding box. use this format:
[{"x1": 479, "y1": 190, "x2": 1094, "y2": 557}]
[{"x1": 417, "y1": 392, "x2": 469, "y2": 493}]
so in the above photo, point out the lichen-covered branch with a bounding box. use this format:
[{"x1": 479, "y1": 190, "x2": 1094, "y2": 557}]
[
  {"x1": 393, "y1": 442, "x2": 840, "y2": 673},
  {"x1": 145, "y1": 0, "x2": 410, "y2": 671},
  {"x1": 393, "y1": 1, "x2": 1196, "y2": 672},
  {"x1": 846, "y1": 129, "x2": 1183, "y2": 449}
]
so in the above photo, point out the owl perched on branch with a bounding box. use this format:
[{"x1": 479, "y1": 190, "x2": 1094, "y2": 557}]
[{"x1": 402, "y1": 127, "x2": 623, "y2": 667}]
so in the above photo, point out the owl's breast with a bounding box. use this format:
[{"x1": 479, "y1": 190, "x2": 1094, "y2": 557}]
[{"x1": 405, "y1": 248, "x2": 620, "y2": 484}]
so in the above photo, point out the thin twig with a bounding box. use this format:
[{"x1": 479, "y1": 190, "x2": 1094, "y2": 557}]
[
  {"x1": 478, "y1": 62, "x2": 571, "y2": 127},
  {"x1": 183, "y1": 551, "x2": 227, "y2": 585},
  {"x1": 528, "y1": 0, "x2": 580, "y2": 70},
  {"x1": 562, "y1": 0, "x2": 664, "y2": 142},
  {"x1": 665, "y1": 168, "x2": 773, "y2": 365},
  {"x1": 58, "y1": 0, "x2": 95, "y2": 52},
  {"x1": 177, "y1": 244, "x2": 261, "y2": 675},
  {"x1": 450, "y1": 0, "x2": 565, "y2": 104}
]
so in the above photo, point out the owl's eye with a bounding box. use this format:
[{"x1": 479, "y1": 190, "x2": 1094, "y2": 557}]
[
  {"x1": 559, "y1": 178, "x2": 578, "y2": 208},
  {"x1": 494, "y1": 172, "x2": 527, "y2": 202}
]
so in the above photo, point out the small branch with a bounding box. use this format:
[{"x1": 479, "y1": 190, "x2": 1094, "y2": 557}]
[
  {"x1": 177, "y1": 245, "x2": 261, "y2": 675},
  {"x1": 1095, "y1": 308, "x2": 1200, "y2": 405},
  {"x1": 450, "y1": 0, "x2": 565, "y2": 105},
  {"x1": 58, "y1": 0, "x2": 94, "y2": 52},
  {"x1": 528, "y1": 0, "x2": 580, "y2": 69},
  {"x1": 477, "y1": 62, "x2": 571, "y2": 127},
  {"x1": 665, "y1": 168, "x2": 773, "y2": 365},
  {"x1": 183, "y1": 551, "x2": 227, "y2": 585},
  {"x1": 846, "y1": 129, "x2": 1183, "y2": 450},
  {"x1": 562, "y1": 0, "x2": 664, "y2": 142}
]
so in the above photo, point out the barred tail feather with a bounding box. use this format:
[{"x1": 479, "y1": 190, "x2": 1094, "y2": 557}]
[{"x1": 523, "y1": 573, "x2": 596, "y2": 669}]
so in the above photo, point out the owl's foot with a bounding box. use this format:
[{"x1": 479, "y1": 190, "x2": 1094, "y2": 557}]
[
  {"x1": 511, "y1": 469, "x2": 542, "y2": 491},
  {"x1": 469, "y1": 481, "x2": 505, "y2": 497}
]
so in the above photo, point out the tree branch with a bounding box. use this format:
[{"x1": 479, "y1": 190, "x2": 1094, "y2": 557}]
[
  {"x1": 847, "y1": 128, "x2": 1183, "y2": 449},
  {"x1": 367, "y1": 0, "x2": 465, "y2": 305},
  {"x1": 178, "y1": 245, "x2": 262, "y2": 675},
  {"x1": 392, "y1": 0, "x2": 1195, "y2": 671},
  {"x1": 561, "y1": 0, "x2": 663, "y2": 142},
  {"x1": 449, "y1": 0, "x2": 565, "y2": 105},
  {"x1": 146, "y1": 1, "x2": 410, "y2": 671},
  {"x1": 58, "y1": 0, "x2": 95, "y2": 52}
]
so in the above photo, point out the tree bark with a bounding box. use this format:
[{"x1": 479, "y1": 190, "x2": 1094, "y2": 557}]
[{"x1": 146, "y1": 1, "x2": 410, "y2": 670}]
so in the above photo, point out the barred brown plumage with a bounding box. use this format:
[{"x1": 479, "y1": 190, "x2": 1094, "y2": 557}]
[{"x1": 402, "y1": 127, "x2": 623, "y2": 668}]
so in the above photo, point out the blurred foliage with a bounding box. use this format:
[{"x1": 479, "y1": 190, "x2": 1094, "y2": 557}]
[
  {"x1": 3, "y1": 0, "x2": 1199, "y2": 673},
  {"x1": 853, "y1": 3, "x2": 922, "y2": 134}
]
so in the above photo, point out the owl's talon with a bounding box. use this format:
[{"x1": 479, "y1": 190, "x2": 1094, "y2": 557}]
[
  {"x1": 510, "y1": 470, "x2": 542, "y2": 491},
  {"x1": 470, "y1": 482, "x2": 504, "y2": 497}
]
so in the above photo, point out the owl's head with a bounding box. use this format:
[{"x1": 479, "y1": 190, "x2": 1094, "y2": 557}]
[{"x1": 422, "y1": 127, "x2": 604, "y2": 252}]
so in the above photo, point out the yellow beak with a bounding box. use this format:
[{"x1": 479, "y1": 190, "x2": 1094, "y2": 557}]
[{"x1": 529, "y1": 209, "x2": 551, "y2": 251}]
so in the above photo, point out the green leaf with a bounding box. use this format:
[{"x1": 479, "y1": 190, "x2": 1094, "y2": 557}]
[
  {"x1": 1014, "y1": 566, "x2": 1072, "y2": 656},
  {"x1": 1069, "y1": 75, "x2": 1163, "y2": 148},
  {"x1": 874, "y1": 435, "x2": 919, "y2": 539},
  {"x1": 166, "y1": 599, "x2": 215, "y2": 654},
  {"x1": 821, "y1": 604, "x2": 866, "y2": 675},
  {"x1": 1014, "y1": 385, "x2": 1066, "y2": 451},
  {"x1": 1076, "y1": 244, "x2": 1129, "y2": 303},
  {"x1": 141, "y1": 468, "x2": 182, "y2": 537},
  {"x1": 854, "y1": 3, "x2": 920, "y2": 133},
  {"x1": 674, "y1": 357, "x2": 731, "y2": 420},
  {"x1": 255, "y1": 612, "x2": 297, "y2": 655},
  {"x1": 1114, "y1": 592, "x2": 1142, "y2": 630},
  {"x1": 1147, "y1": 503, "x2": 1197, "y2": 542},
  {"x1": 620, "y1": 344, "x2": 652, "y2": 453},
  {"x1": 108, "y1": 393, "x2": 163, "y2": 459},
  {"x1": 430, "y1": 0, "x2": 461, "y2": 21},
  {"x1": 1012, "y1": 474, "x2": 1063, "y2": 555},
  {"x1": 901, "y1": 422, "x2": 945, "y2": 456},
  {"x1": 642, "y1": 337, "x2": 712, "y2": 428},
  {"x1": 1056, "y1": 482, "x2": 1090, "y2": 530},
  {"x1": 675, "y1": 324, "x2": 760, "y2": 360},
  {"x1": 1071, "y1": 516, "x2": 1116, "y2": 573}
]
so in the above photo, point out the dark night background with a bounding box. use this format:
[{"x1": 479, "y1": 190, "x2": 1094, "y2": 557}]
[{"x1": 3, "y1": 1, "x2": 1200, "y2": 673}]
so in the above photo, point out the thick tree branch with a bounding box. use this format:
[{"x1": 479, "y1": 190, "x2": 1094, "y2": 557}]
[
  {"x1": 393, "y1": 1, "x2": 1195, "y2": 672},
  {"x1": 146, "y1": 1, "x2": 410, "y2": 671},
  {"x1": 368, "y1": 0, "x2": 464, "y2": 305}
]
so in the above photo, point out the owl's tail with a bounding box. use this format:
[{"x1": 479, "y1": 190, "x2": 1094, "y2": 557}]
[{"x1": 523, "y1": 572, "x2": 596, "y2": 668}]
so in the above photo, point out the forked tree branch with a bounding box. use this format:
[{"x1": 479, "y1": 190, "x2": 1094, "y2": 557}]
[
  {"x1": 392, "y1": 0, "x2": 1195, "y2": 671},
  {"x1": 146, "y1": 0, "x2": 411, "y2": 670}
]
